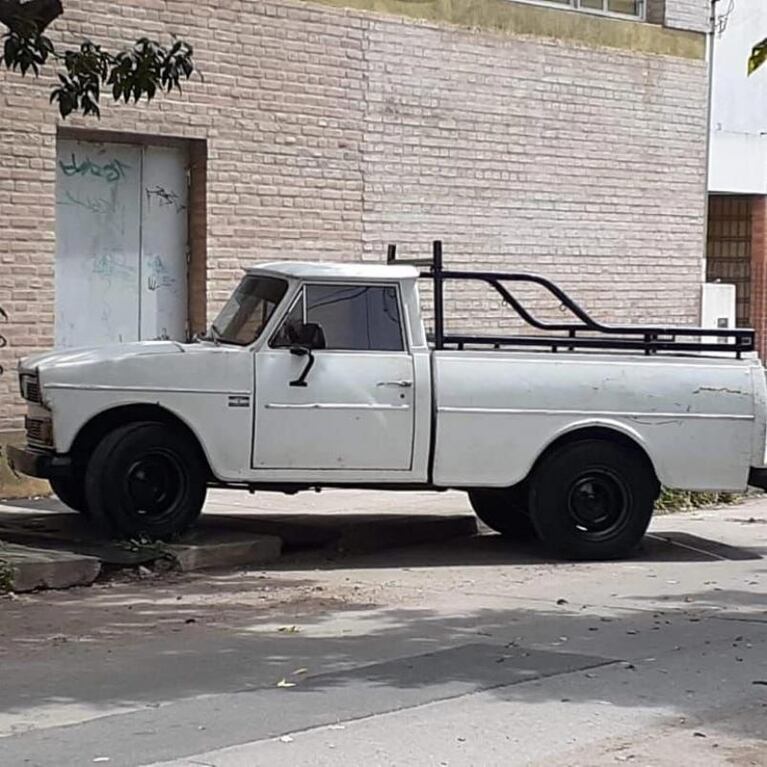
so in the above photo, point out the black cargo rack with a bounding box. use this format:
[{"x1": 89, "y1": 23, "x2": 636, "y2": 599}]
[{"x1": 386, "y1": 240, "x2": 755, "y2": 358}]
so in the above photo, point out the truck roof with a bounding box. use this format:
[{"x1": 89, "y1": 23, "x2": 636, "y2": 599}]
[{"x1": 246, "y1": 261, "x2": 419, "y2": 281}]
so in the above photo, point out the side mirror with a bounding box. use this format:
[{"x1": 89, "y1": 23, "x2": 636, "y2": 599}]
[
  {"x1": 288, "y1": 323, "x2": 325, "y2": 387},
  {"x1": 289, "y1": 322, "x2": 326, "y2": 350}
]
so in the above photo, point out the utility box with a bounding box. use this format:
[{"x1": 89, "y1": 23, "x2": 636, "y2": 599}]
[{"x1": 701, "y1": 283, "x2": 737, "y2": 346}]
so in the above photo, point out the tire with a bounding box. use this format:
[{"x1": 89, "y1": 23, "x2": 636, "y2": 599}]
[
  {"x1": 468, "y1": 486, "x2": 536, "y2": 539},
  {"x1": 49, "y1": 474, "x2": 89, "y2": 516},
  {"x1": 84, "y1": 421, "x2": 207, "y2": 540},
  {"x1": 529, "y1": 439, "x2": 658, "y2": 561}
]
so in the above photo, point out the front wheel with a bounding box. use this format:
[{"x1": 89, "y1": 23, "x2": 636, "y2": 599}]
[
  {"x1": 529, "y1": 439, "x2": 658, "y2": 561},
  {"x1": 84, "y1": 422, "x2": 207, "y2": 540}
]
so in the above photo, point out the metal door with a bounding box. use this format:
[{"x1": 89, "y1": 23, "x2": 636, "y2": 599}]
[
  {"x1": 140, "y1": 146, "x2": 189, "y2": 341},
  {"x1": 253, "y1": 349, "x2": 415, "y2": 470},
  {"x1": 253, "y1": 282, "x2": 415, "y2": 472},
  {"x1": 55, "y1": 139, "x2": 188, "y2": 347}
]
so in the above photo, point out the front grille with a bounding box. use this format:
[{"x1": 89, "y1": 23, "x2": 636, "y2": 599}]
[{"x1": 25, "y1": 417, "x2": 52, "y2": 447}]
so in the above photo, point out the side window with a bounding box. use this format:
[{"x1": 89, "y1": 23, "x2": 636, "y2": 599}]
[
  {"x1": 307, "y1": 285, "x2": 404, "y2": 351},
  {"x1": 271, "y1": 292, "x2": 305, "y2": 348}
]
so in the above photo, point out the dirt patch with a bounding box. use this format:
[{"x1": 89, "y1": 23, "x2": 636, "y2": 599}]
[
  {"x1": 0, "y1": 564, "x2": 381, "y2": 660},
  {"x1": 0, "y1": 432, "x2": 50, "y2": 500}
]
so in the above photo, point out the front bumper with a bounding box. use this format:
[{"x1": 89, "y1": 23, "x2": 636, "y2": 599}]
[{"x1": 6, "y1": 445, "x2": 72, "y2": 480}]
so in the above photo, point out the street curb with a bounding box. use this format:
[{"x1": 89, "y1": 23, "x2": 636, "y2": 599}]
[
  {"x1": 0, "y1": 543, "x2": 101, "y2": 592},
  {"x1": 163, "y1": 534, "x2": 283, "y2": 572},
  {"x1": 0, "y1": 508, "x2": 479, "y2": 588},
  {"x1": 196, "y1": 512, "x2": 479, "y2": 554}
]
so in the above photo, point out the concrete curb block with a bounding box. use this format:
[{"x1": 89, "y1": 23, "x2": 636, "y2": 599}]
[
  {"x1": 163, "y1": 534, "x2": 283, "y2": 572},
  {"x1": 0, "y1": 543, "x2": 101, "y2": 592}
]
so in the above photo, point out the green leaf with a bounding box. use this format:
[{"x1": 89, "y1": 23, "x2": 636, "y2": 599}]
[
  {"x1": 748, "y1": 38, "x2": 767, "y2": 75},
  {"x1": 4, "y1": 36, "x2": 18, "y2": 67},
  {"x1": 4, "y1": 28, "x2": 196, "y2": 118}
]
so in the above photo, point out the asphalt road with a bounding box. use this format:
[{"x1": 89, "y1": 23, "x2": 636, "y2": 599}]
[{"x1": 0, "y1": 490, "x2": 765, "y2": 766}]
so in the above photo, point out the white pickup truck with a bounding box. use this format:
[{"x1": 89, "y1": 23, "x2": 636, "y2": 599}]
[{"x1": 8, "y1": 242, "x2": 767, "y2": 560}]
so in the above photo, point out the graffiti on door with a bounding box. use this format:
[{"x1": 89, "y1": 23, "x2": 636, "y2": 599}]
[
  {"x1": 58, "y1": 154, "x2": 130, "y2": 183},
  {"x1": 55, "y1": 140, "x2": 189, "y2": 348}
]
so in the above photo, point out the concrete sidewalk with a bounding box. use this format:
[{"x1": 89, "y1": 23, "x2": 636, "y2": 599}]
[{"x1": 0, "y1": 488, "x2": 476, "y2": 590}]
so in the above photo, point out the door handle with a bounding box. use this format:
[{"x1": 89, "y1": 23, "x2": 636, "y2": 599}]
[{"x1": 377, "y1": 380, "x2": 413, "y2": 388}]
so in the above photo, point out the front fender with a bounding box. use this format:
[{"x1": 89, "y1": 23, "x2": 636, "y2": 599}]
[{"x1": 47, "y1": 389, "x2": 250, "y2": 483}]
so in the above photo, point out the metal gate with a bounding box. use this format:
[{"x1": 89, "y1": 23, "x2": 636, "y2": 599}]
[
  {"x1": 55, "y1": 138, "x2": 189, "y2": 348},
  {"x1": 706, "y1": 194, "x2": 752, "y2": 328}
]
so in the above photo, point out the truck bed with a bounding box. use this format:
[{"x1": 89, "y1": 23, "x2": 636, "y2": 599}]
[{"x1": 432, "y1": 349, "x2": 767, "y2": 492}]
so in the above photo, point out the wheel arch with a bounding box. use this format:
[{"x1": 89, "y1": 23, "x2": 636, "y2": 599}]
[
  {"x1": 69, "y1": 403, "x2": 214, "y2": 478},
  {"x1": 529, "y1": 421, "x2": 662, "y2": 491}
]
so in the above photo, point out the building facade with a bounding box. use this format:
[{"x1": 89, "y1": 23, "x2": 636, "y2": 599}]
[
  {"x1": 0, "y1": 0, "x2": 710, "y2": 490},
  {"x1": 707, "y1": 0, "x2": 767, "y2": 358}
]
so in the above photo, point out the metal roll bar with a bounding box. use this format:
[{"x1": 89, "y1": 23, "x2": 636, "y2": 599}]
[{"x1": 387, "y1": 240, "x2": 754, "y2": 358}]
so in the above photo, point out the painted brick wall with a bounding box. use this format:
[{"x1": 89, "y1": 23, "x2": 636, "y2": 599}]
[
  {"x1": 360, "y1": 20, "x2": 708, "y2": 335},
  {"x1": 0, "y1": 0, "x2": 709, "y2": 431},
  {"x1": 664, "y1": 0, "x2": 711, "y2": 33}
]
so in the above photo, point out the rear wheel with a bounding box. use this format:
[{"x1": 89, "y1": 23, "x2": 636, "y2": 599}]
[
  {"x1": 529, "y1": 439, "x2": 658, "y2": 561},
  {"x1": 49, "y1": 474, "x2": 89, "y2": 516},
  {"x1": 85, "y1": 421, "x2": 207, "y2": 540},
  {"x1": 468, "y1": 486, "x2": 536, "y2": 539}
]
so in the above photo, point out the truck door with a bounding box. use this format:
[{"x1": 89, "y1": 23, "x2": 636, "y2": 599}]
[{"x1": 253, "y1": 283, "x2": 415, "y2": 471}]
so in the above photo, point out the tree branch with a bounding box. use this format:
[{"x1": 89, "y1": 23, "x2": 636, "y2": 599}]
[
  {"x1": 0, "y1": 0, "x2": 63, "y2": 34},
  {"x1": 1, "y1": 2, "x2": 196, "y2": 118}
]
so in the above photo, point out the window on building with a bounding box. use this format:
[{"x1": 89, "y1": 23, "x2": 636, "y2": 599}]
[{"x1": 525, "y1": 0, "x2": 644, "y2": 19}]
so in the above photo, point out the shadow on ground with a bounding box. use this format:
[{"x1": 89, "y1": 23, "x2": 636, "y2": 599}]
[
  {"x1": 1, "y1": 498, "x2": 766, "y2": 762},
  {"x1": 0, "y1": 578, "x2": 765, "y2": 764},
  {"x1": 2, "y1": 502, "x2": 764, "y2": 567}
]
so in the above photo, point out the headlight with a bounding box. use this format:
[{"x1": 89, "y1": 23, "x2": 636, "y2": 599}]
[{"x1": 19, "y1": 372, "x2": 41, "y2": 404}]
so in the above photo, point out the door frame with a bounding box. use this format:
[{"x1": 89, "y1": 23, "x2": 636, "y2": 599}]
[
  {"x1": 56, "y1": 127, "x2": 208, "y2": 341},
  {"x1": 247, "y1": 277, "x2": 432, "y2": 484}
]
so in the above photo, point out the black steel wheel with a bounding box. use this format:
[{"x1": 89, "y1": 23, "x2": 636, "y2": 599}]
[
  {"x1": 529, "y1": 439, "x2": 658, "y2": 561},
  {"x1": 85, "y1": 421, "x2": 207, "y2": 540},
  {"x1": 468, "y1": 485, "x2": 536, "y2": 539}
]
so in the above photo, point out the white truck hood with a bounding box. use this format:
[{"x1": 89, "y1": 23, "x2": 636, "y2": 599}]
[
  {"x1": 21, "y1": 341, "x2": 186, "y2": 375},
  {"x1": 21, "y1": 340, "x2": 248, "y2": 402}
]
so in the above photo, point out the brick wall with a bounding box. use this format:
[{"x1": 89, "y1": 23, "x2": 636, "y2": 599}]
[
  {"x1": 664, "y1": 0, "x2": 711, "y2": 33},
  {"x1": 360, "y1": 20, "x2": 708, "y2": 334},
  {"x1": 0, "y1": 0, "x2": 709, "y2": 431},
  {"x1": 646, "y1": 0, "x2": 710, "y2": 33}
]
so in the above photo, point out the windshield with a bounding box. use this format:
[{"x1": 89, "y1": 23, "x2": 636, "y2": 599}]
[{"x1": 210, "y1": 275, "x2": 288, "y2": 345}]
